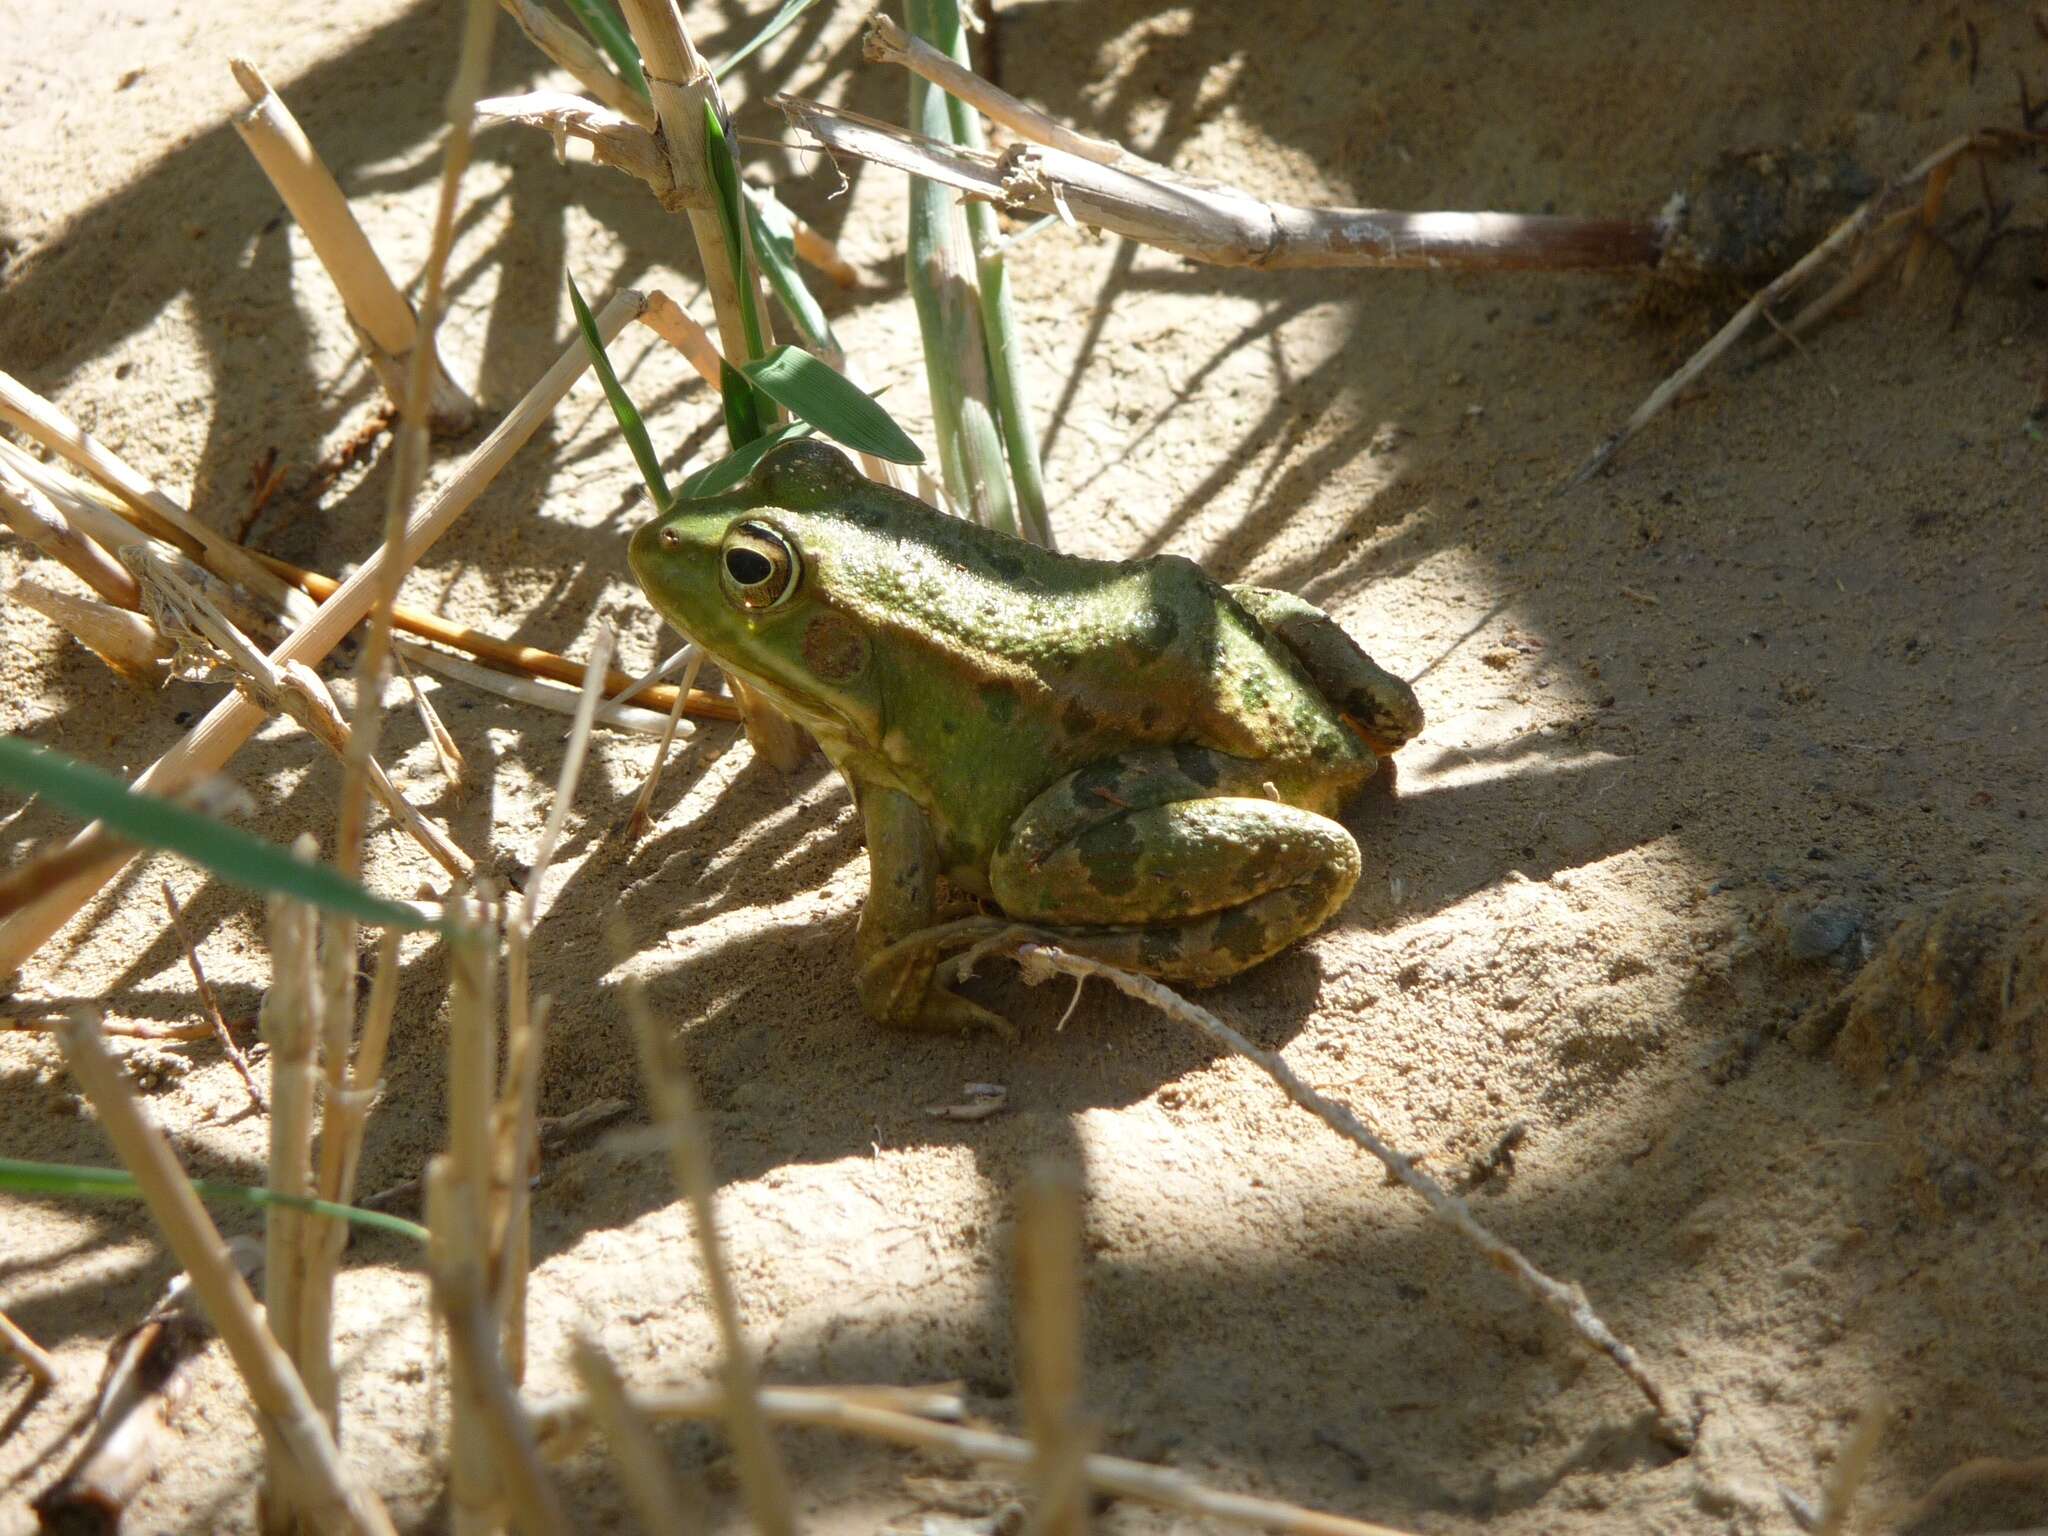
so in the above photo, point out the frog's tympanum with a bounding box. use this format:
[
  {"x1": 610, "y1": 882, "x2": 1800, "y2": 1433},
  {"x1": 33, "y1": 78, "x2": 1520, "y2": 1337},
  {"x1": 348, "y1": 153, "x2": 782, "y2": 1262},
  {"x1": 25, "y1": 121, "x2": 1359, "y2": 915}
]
[{"x1": 629, "y1": 439, "x2": 1423, "y2": 1034}]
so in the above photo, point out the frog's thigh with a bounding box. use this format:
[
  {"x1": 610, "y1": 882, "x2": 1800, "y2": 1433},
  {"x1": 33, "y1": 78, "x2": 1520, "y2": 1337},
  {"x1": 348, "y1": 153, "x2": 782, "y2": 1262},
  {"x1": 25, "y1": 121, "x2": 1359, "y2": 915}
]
[{"x1": 990, "y1": 751, "x2": 1361, "y2": 982}]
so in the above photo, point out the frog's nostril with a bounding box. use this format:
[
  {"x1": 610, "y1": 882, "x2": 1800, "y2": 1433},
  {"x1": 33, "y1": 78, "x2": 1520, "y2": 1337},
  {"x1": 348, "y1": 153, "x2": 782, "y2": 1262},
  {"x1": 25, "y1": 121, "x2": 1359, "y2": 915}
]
[{"x1": 661, "y1": 529, "x2": 680, "y2": 549}]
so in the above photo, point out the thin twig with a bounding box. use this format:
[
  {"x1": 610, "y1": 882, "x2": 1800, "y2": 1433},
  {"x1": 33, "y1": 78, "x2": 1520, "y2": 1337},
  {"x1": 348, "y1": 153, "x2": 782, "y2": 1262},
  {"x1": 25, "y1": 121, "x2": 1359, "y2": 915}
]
[
  {"x1": 161, "y1": 882, "x2": 265, "y2": 1113},
  {"x1": 396, "y1": 639, "x2": 691, "y2": 737},
  {"x1": 1815, "y1": 1395, "x2": 1887, "y2": 1536},
  {"x1": 529, "y1": 1384, "x2": 1417, "y2": 1536},
  {"x1": 53, "y1": 1011, "x2": 398, "y2": 1536},
  {"x1": 626, "y1": 645, "x2": 702, "y2": 843},
  {"x1": 972, "y1": 940, "x2": 1697, "y2": 1449},
  {"x1": 0, "y1": 455, "x2": 141, "y2": 606},
  {"x1": 1016, "y1": 1164, "x2": 1089, "y2": 1536},
  {"x1": 0, "y1": 1307, "x2": 59, "y2": 1389}
]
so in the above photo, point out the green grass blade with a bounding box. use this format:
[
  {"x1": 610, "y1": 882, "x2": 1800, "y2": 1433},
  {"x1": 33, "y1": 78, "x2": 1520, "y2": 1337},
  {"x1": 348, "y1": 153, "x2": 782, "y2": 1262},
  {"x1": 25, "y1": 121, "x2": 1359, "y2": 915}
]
[
  {"x1": 713, "y1": 0, "x2": 821, "y2": 79},
  {"x1": 563, "y1": 0, "x2": 649, "y2": 99},
  {"x1": 745, "y1": 189, "x2": 835, "y2": 357},
  {"x1": 0, "y1": 1157, "x2": 430, "y2": 1246},
  {"x1": 679, "y1": 420, "x2": 813, "y2": 500},
  {"x1": 0, "y1": 737, "x2": 438, "y2": 931},
  {"x1": 702, "y1": 101, "x2": 767, "y2": 363},
  {"x1": 720, "y1": 359, "x2": 765, "y2": 450},
  {"x1": 568, "y1": 271, "x2": 670, "y2": 508},
  {"x1": 743, "y1": 345, "x2": 924, "y2": 465}
]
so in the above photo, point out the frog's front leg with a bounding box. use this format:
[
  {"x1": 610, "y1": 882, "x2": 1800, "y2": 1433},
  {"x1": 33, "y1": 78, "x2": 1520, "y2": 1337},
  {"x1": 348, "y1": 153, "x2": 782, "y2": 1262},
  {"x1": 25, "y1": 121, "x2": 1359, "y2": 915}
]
[
  {"x1": 1227, "y1": 584, "x2": 1424, "y2": 755},
  {"x1": 988, "y1": 747, "x2": 1362, "y2": 985},
  {"x1": 854, "y1": 784, "x2": 1014, "y2": 1036}
]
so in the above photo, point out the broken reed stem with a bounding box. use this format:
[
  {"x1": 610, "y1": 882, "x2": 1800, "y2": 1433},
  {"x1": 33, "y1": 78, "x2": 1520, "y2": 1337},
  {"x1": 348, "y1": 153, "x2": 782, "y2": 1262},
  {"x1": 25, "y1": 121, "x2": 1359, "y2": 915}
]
[
  {"x1": 0, "y1": 290, "x2": 644, "y2": 977},
  {"x1": 623, "y1": 980, "x2": 796, "y2": 1536},
  {"x1": 301, "y1": 930, "x2": 402, "y2": 1430},
  {"x1": 53, "y1": 1012, "x2": 397, "y2": 1536},
  {"x1": 260, "y1": 877, "x2": 323, "y2": 1534},
  {"x1": 161, "y1": 882, "x2": 265, "y2": 1113},
  {"x1": 0, "y1": 456, "x2": 141, "y2": 606},
  {"x1": 904, "y1": 0, "x2": 1018, "y2": 537},
  {"x1": 230, "y1": 58, "x2": 475, "y2": 431},
  {"x1": 613, "y1": 0, "x2": 770, "y2": 365},
  {"x1": 429, "y1": 1161, "x2": 574, "y2": 1536},
  {"x1": 270, "y1": 558, "x2": 738, "y2": 722},
  {"x1": 518, "y1": 626, "x2": 613, "y2": 927},
  {"x1": 626, "y1": 646, "x2": 702, "y2": 842},
  {"x1": 0, "y1": 1306, "x2": 59, "y2": 1389},
  {"x1": 11, "y1": 579, "x2": 172, "y2": 687},
  {"x1": 995, "y1": 942, "x2": 1697, "y2": 1451},
  {"x1": 865, "y1": 12, "x2": 1128, "y2": 168},
  {"x1": 531, "y1": 1384, "x2": 1416, "y2": 1536},
  {"x1": 443, "y1": 895, "x2": 502, "y2": 1536},
  {"x1": 395, "y1": 639, "x2": 692, "y2": 737},
  {"x1": 0, "y1": 368, "x2": 311, "y2": 619},
  {"x1": 779, "y1": 96, "x2": 1664, "y2": 275},
  {"x1": 567, "y1": 1336, "x2": 703, "y2": 1536},
  {"x1": 497, "y1": 0, "x2": 655, "y2": 127},
  {"x1": 1564, "y1": 130, "x2": 2032, "y2": 486},
  {"x1": 1016, "y1": 1165, "x2": 1089, "y2": 1536}
]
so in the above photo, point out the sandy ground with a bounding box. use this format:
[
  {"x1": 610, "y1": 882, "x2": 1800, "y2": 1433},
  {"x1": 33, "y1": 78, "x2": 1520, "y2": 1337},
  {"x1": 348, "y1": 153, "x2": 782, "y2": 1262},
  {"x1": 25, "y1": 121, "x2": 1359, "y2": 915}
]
[{"x1": 3, "y1": 1, "x2": 2046, "y2": 1532}]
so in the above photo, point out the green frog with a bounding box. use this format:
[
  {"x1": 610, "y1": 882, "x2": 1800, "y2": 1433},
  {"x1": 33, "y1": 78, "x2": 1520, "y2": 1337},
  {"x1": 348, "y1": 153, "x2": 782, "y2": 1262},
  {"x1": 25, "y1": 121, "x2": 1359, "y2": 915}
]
[{"x1": 628, "y1": 439, "x2": 1422, "y2": 1034}]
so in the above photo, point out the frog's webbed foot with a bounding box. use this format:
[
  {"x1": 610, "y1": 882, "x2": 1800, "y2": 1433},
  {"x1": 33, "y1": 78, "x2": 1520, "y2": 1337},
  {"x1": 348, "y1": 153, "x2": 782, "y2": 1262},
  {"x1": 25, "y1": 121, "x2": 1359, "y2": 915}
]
[
  {"x1": 859, "y1": 915, "x2": 1020, "y2": 1038},
  {"x1": 1226, "y1": 584, "x2": 1423, "y2": 754}
]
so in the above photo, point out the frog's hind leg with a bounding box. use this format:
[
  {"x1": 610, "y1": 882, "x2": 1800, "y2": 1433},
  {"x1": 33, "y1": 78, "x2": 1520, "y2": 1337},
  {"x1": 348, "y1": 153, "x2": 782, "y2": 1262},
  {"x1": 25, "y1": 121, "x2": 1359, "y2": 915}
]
[
  {"x1": 988, "y1": 748, "x2": 1362, "y2": 986},
  {"x1": 1227, "y1": 584, "x2": 1424, "y2": 755}
]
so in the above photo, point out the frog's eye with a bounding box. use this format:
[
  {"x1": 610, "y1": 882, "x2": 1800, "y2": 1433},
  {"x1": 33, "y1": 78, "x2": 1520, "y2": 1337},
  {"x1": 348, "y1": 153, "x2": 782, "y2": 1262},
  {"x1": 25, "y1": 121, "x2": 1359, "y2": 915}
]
[{"x1": 720, "y1": 521, "x2": 799, "y2": 610}]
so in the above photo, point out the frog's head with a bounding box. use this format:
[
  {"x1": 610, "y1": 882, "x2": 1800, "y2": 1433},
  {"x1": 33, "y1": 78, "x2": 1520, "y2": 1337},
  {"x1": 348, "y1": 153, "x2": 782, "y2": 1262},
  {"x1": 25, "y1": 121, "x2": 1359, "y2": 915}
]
[{"x1": 629, "y1": 438, "x2": 888, "y2": 749}]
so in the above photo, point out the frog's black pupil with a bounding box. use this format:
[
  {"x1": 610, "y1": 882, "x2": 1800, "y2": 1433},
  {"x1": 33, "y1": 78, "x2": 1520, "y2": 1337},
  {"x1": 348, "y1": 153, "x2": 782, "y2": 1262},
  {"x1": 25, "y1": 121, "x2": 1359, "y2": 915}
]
[{"x1": 726, "y1": 547, "x2": 774, "y2": 586}]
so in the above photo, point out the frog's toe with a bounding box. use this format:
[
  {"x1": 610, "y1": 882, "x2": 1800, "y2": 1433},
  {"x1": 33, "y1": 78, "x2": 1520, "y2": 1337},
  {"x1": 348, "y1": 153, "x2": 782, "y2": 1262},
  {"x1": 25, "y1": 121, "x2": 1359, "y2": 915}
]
[{"x1": 921, "y1": 986, "x2": 1018, "y2": 1041}]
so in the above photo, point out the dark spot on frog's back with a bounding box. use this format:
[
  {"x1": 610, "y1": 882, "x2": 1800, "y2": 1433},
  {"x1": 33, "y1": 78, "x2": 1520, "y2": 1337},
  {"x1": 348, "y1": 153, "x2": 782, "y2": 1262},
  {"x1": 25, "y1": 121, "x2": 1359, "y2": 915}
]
[
  {"x1": 1171, "y1": 742, "x2": 1220, "y2": 788},
  {"x1": 980, "y1": 680, "x2": 1017, "y2": 724},
  {"x1": 1128, "y1": 602, "x2": 1181, "y2": 662},
  {"x1": 1077, "y1": 816, "x2": 1142, "y2": 894},
  {"x1": 1060, "y1": 698, "x2": 1099, "y2": 741},
  {"x1": 985, "y1": 544, "x2": 1027, "y2": 582}
]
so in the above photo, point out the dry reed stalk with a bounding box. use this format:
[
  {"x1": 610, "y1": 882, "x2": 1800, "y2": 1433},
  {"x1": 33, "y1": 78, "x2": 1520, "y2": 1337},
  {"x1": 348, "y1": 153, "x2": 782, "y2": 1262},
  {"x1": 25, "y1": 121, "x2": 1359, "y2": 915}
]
[
  {"x1": 10, "y1": 578, "x2": 172, "y2": 686},
  {"x1": 779, "y1": 96, "x2": 1665, "y2": 275},
  {"x1": 528, "y1": 1383, "x2": 963, "y2": 1457},
  {"x1": 532, "y1": 1384, "x2": 1415, "y2": 1536},
  {"x1": 162, "y1": 882, "x2": 265, "y2": 1113},
  {"x1": 396, "y1": 639, "x2": 689, "y2": 736},
  {"x1": 976, "y1": 940, "x2": 1698, "y2": 1450},
  {"x1": 864, "y1": 13, "x2": 1126, "y2": 169},
  {"x1": 609, "y1": 640, "x2": 699, "y2": 710},
  {"x1": 0, "y1": 290, "x2": 644, "y2": 977},
  {"x1": 0, "y1": 457, "x2": 141, "y2": 606},
  {"x1": 230, "y1": 59, "x2": 475, "y2": 432},
  {"x1": 1565, "y1": 130, "x2": 2038, "y2": 486},
  {"x1": 270, "y1": 557, "x2": 737, "y2": 721},
  {"x1": 497, "y1": 0, "x2": 655, "y2": 127},
  {"x1": 260, "y1": 882, "x2": 324, "y2": 1536},
  {"x1": 0, "y1": 368, "x2": 311, "y2": 618},
  {"x1": 2, "y1": 1013, "x2": 211, "y2": 1040},
  {"x1": 127, "y1": 547, "x2": 474, "y2": 880},
  {"x1": 0, "y1": 437, "x2": 158, "y2": 574},
  {"x1": 53, "y1": 1012, "x2": 398, "y2": 1536},
  {"x1": 489, "y1": 630, "x2": 611, "y2": 1381},
  {"x1": 625, "y1": 646, "x2": 701, "y2": 843},
  {"x1": 622, "y1": 979, "x2": 796, "y2": 1536},
  {"x1": 1753, "y1": 207, "x2": 1918, "y2": 362},
  {"x1": 0, "y1": 1307, "x2": 58, "y2": 1389},
  {"x1": 397, "y1": 651, "x2": 468, "y2": 793},
  {"x1": 637, "y1": 288, "x2": 725, "y2": 387},
  {"x1": 567, "y1": 1335, "x2": 704, "y2": 1536},
  {"x1": 613, "y1": 0, "x2": 771, "y2": 367},
  {"x1": 300, "y1": 930, "x2": 402, "y2": 1430},
  {"x1": 1016, "y1": 1165, "x2": 1088, "y2": 1536},
  {"x1": 0, "y1": 781, "x2": 249, "y2": 926},
  {"x1": 441, "y1": 894, "x2": 503, "y2": 1536},
  {"x1": 333, "y1": 0, "x2": 494, "y2": 897}
]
